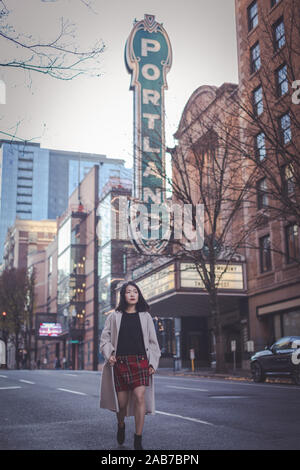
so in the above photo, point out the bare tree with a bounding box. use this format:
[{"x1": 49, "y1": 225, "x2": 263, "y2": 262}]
[
  {"x1": 230, "y1": 0, "x2": 300, "y2": 227},
  {"x1": 0, "y1": 0, "x2": 105, "y2": 141},
  {"x1": 24, "y1": 265, "x2": 36, "y2": 369},
  {"x1": 0, "y1": 0, "x2": 104, "y2": 80},
  {"x1": 0, "y1": 267, "x2": 29, "y2": 369},
  {"x1": 121, "y1": 83, "x2": 263, "y2": 372}
]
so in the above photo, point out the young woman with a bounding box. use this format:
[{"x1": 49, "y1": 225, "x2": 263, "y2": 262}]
[{"x1": 99, "y1": 282, "x2": 161, "y2": 450}]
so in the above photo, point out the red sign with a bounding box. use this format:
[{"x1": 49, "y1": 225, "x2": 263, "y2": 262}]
[{"x1": 39, "y1": 322, "x2": 62, "y2": 337}]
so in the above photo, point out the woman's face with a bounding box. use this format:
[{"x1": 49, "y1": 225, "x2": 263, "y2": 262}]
[{"x1": 125, "y1": 285, "x2": 139, "y2": 307}]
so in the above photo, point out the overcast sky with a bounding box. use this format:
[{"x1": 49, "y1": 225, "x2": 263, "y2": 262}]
[{"x1": 0, "y1": 0, "x2": 238, "y2": 168}]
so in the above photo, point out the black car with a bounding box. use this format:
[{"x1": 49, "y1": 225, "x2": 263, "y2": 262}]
[{"x1": 250, "y1": 336, "x2": 300, "y2": 385}]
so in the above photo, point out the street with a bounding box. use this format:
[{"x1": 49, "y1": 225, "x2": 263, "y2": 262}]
[{"x1": 0, "y1": 369, "x2": 300, "y2": 450}]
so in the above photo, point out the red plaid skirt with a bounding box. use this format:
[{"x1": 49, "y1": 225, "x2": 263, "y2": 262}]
[{"x1": 113, "y1": 354, "x2": 150, "y2": 392}]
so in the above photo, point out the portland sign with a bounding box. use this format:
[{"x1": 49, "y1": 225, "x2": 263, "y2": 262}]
[{"x1": 125, "y1": 14, "x2": 172, "y2": 254}]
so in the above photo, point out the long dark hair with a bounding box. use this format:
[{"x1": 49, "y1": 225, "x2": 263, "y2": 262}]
[{"x1": 116, "y1": 281, "x2": 150, "y2": 313}]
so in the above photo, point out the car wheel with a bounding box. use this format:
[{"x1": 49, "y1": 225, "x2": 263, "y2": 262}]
[
  {"x1": 292, "y1": 367, "x2": 300, "y2": 386},
  {"x1": 251, "y1": 362, "x2": 266, "y2": 383}
]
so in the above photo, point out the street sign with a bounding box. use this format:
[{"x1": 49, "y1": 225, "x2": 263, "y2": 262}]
[
  {"x1": 0, "y1": 340, "x2": 6, "y2": 365},
  {"x1": 189, "y1": 348, "x2": 195, "y2": 372},
  {"x1": 231, "y1": 340, "x2": 236, "y2": 352},
  {"x1": 189, "y1": 349, "x2": 195, "y2": 360}
]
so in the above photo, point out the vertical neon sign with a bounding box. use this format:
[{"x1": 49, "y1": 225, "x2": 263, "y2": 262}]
[{"x1": 125, "y1": 14, "x2": 172, "y2": 254}]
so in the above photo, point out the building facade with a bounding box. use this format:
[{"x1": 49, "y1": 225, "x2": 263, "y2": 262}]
[
  {"x1": 119, "y1": 83, "x2": 249, "y2": 370},
  {"x1": 235, "y1": 0, "x2": 300, "y2": 349},
  {"x1": 27, "y1": 164, "x2": 132, "y2": 370},
  {"x1": 0, "y1": 140, "x2": 130, "y2": 263},
  {"x1": 114, "y1": 0, "x2": 300, "y2": 370},
  {"x1": 3, "y1": 219, "x2": 57, "y2": 269}
]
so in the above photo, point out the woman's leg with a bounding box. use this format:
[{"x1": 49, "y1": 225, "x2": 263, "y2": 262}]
[
  {"x1": 132, "y1": 385, "x2": 146, "y2": 435},
  {"x1": 117, "y1": 390, "x2": 129, "y2": 425}
]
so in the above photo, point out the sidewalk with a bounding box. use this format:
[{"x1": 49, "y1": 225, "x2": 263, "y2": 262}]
[
  {"x1": 156, "y1": 367, "x2": 296, "y2": 384},
  {"x1": 156, "y1": 367, "x2": 252, "y2": 381}
]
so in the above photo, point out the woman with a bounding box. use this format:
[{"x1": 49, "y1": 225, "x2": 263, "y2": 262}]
[{"x1": 99, "y1": 281, "x2": 161, "y2": 450}]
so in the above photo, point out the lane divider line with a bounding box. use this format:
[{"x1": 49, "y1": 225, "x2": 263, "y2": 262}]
[
  {"x1": 167, "y1": 385, "x2": 208, "y2": 392},
  {"x1": 156, "y1": 410, "x2": 214, "y2": 426},
  {"x1": 0, "y1": 386, "x2": 22, "y2": 390},
  {"x1": 57, "y1": 388, "x2": 87, "y2": 396},
  {"x1": 19, "y1": 379, "x2": 35, "y2": 384}
]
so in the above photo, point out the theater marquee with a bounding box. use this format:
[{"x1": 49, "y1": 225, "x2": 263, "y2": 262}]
[{"x1": 180, "y1": 262, "x2": 244, "y2": 291}]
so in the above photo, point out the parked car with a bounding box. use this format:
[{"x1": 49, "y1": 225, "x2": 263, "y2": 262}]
[{"x1": 250, "y1": 336, "x2": 300, "y2": 385}]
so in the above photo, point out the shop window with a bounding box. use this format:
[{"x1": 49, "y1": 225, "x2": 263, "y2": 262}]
[
  {"x1": 283, "y1": 310, "x2": 300, "y2": 336},
  {"x1": 273, "y1": 314, "x2": 282, "y2": 339},
  {"x1": 154, "y1": 317, "x2": 175, "y2": 356}
]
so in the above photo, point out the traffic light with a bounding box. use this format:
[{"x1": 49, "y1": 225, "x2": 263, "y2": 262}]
[{"x1": 2, "y1": 312, "x2": 6, "y2": 318}]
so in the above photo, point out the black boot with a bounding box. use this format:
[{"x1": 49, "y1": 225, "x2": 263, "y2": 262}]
[
  {"x1": 134, "y1": 433, "x2": 143, "y2": 450},
  {"x1": 117, "y1": 422, "x2": 125, "y2": 445}
]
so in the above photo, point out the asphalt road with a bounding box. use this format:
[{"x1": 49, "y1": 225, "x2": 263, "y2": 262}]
[{"x1": 0, "y1": 369, "x2": 299, "y2": 450}]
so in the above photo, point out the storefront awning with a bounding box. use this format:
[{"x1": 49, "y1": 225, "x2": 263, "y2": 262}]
[{"x1": 257, "y1": 297, "x2": 300, "y2": 316}]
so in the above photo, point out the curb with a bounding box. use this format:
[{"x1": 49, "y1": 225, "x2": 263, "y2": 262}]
[
  {"x1": 156, "y1": 369, "x2": 297, "y2": 385},
  {"x1": 156, "y1": 370, "x2": 252, "y2": 381}
]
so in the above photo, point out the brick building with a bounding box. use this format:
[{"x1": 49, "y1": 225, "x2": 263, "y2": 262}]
[
  {"x1": 3, "y1": 219, "x2": 57, "y2": 270},
  {"x1": 235, "y1": 0, "x2": 300, "y2": 349},
  {"x1": 117, "y1": 0, "x2": 300, "y2": 370}
]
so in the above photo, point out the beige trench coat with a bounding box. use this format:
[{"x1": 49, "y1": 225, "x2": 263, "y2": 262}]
[{"x1": 99, "y1": 310, "x2": 161, "y2": 416}]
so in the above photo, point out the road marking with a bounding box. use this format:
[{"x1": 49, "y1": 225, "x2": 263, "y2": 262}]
[
  {"x1": 57, "y1": 388, "x2": 87, "y2": 396},
  {"x1": 156, "y1": 410, "x2": 214, "y2": 426},
  {"x1": 167, "y1": 385, "x2": 208, "y2": 392},
  {"x1": 210, "y1": 396, "x2": 248, "y2": 399},
  {"x1": 63, "y1": 374, "x2": 78, "y2": 377},
  {"x1": 0, "y1": 375, "x2": 7, "y2": 378},
  {"x1": 19, "y1": 379, "x2": 35, "y2": 384},
  {"x1": 0, "y1": 386, "x2": 21, "y2": 390}
]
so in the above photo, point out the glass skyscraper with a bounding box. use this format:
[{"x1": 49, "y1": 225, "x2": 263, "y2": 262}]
[{"x1": 0, "y1": 140, "x2": 131, "y2": 263}]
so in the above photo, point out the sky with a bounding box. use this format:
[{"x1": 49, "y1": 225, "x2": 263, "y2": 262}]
[{"x1": 0, "y1": 0, "x2": 238, "y2": 169}]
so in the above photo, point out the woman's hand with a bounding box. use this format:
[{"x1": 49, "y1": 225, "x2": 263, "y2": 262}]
[
  {"x1": 149, "y1": 365, "x2": 155, "y2": 375},
  {"x1": 108, "y1": 354, "x2": 116, "y2": 366}
]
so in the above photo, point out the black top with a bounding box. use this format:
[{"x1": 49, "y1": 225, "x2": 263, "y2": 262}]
[{"x1": 116, "y1": 311, "x2": 147, "y2": 356}]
